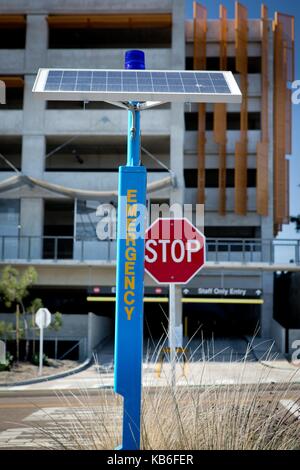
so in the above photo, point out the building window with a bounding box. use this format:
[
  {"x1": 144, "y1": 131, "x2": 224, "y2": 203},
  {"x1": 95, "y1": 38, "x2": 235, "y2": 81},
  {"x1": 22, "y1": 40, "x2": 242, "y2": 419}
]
[
  {"x1": 48, "y1": 14, "x2": 171, "y2": 49},
  {"x1": 43, "y1": 200, "x2": 74, "y2": 259},
  {"x1": 0, "y1": 137, "x2": 22, "y2": 171},
  {"x1": 45, "y1": 137, "x2": 170, "y2": 172},
  {"x1": 186, "y1": 56, "x2": 262, "y2": 74},
  {"x1": 184, "y1": 169, "x2": 257, "y2": 188},
  {"x1": 0, "y1": 76, "x2": 24, "y2": 109},
  {"x1": 205, "y1": 226, "x2": 260, "y2": 238},
  {"x1": 185, "y1": 112, "x2": 261, "y2": 131},
  {"x1": 0, "y1": 200, "x2": 20, "y2": 236},
  {"x1": 0, "y1": 15, "x2": 26, "y2": 48}
]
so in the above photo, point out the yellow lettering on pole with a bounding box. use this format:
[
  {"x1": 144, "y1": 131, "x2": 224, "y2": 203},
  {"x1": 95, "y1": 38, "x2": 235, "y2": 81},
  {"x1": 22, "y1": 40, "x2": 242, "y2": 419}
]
[
  {"x1": 126, "y1": 237, "x2": 136, "y2": 247},
  {"x1": 125, "y1": 306, "x2": 134, "y2": 321},
  {"x1": 127, "y1": 219, "x2": 136, "y2": 233},
  {"x1": 125, "y1": 246, "x2": 136, "y2": 261},
  {"x1": 124, "y1": 291, "x2": 134, "y2": 305},
  {"x1": 127, "y1": 189, "x2": 137, "y2": 203},
  {"x1": 123, "y1": 189, "x2": 139, "y2": 321},
  {"x1": 125, "y1": 275, "x2": 135, "y2": 290},
  {"x1": 125, "y1": 261, "x2": 135, "y2": 276},
  {"x1": 127, "y1": 204, "x2": 137, "y2": 217}
]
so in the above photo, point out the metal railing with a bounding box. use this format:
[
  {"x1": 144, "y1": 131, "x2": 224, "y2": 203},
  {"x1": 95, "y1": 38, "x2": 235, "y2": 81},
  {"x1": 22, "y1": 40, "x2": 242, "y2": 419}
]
[{"x1": 0, "y1": 235, "x2": 299, "y2": 265}]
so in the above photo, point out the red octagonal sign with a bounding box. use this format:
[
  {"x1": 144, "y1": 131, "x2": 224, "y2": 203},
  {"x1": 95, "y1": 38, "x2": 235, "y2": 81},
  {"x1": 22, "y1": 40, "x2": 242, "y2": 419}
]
[{"x1": 144, "y1": 218, "x2": 206, "y2": 284}]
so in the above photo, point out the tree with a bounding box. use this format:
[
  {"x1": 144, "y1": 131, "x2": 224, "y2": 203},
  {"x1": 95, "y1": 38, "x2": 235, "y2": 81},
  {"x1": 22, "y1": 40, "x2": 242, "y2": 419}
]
[
  {"x1": 0, "y1": 320, "x2": 14, "y2": 341},
  {"x1": 50, "y1": 311, "x2": 63, "y2": 332},
  {"x1": 49, "y1": 312, "x2": 63, "y2": 360},
  {"x1": 0, "y1": 266, "x2": 38, "y2": 362}
]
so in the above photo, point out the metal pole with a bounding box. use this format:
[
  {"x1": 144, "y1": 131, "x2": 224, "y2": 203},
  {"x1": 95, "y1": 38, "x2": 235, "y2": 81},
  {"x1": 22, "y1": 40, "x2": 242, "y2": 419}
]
[
  {"x1": 169, "y1": 283, "x2": 176, "y2": 388},
  {"x1": 169, "y1": 284, "x2": 176, "y2": 387},
  {"x1": 114, "y1": 102, "x2": 147, "y2": 450},
  {"x1": 39, "y1": 326, "x2": 43, "y2": 376}
]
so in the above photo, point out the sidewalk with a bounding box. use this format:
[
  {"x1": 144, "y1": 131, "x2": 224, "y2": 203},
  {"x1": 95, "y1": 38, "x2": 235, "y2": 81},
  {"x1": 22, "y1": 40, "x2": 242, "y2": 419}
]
[{"x1": 0, "y1": 338, "x2": 299, "y2": 393}]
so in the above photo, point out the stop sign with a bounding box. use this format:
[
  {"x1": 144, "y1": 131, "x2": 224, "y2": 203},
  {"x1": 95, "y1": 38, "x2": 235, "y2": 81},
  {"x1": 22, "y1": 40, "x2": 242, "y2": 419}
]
[{"x1": 144, "y1": 218, "x2": 206, "y2": 284}]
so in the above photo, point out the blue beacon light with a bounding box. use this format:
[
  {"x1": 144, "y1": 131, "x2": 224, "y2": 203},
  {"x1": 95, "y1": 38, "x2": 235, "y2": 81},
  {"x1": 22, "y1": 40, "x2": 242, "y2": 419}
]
[{"x1": 124, "y1": 50, "x2": 145, "y2": 70}]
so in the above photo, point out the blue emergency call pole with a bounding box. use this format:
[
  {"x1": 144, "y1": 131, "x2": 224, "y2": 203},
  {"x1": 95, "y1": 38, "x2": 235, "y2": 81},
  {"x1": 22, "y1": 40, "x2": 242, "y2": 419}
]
[{"x1": 114, "y1": 50, "x2": 147, "y2": 450}]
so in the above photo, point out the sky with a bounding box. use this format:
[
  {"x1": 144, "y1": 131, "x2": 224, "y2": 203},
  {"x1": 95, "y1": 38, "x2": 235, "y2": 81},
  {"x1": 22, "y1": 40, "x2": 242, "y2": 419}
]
[{"x1": 186, "y1": 0, "x2": 300, "y2": 240}]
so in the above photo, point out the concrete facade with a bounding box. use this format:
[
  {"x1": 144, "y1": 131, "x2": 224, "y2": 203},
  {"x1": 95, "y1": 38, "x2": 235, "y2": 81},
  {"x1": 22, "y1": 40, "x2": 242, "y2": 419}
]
[
  {"x1": 0, "y1": 312, "x2": 112, "y2": 361},
  {"x1": 0, "y1": 1, "x2": 293, "y2": 345}
]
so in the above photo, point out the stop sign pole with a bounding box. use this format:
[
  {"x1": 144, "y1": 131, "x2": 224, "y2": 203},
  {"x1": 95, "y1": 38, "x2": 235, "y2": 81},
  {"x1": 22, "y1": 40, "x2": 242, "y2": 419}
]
[{"x1": 169, "y1": 283, "x2": 177, "y2": 388}]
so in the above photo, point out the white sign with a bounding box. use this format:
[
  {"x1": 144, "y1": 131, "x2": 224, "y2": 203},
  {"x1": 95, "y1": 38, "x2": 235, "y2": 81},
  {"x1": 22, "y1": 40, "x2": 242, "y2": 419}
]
[
  {"x1": 35, "y1": 308, "x2": 51, "y2": 376},
  {"x1": 35, "y1": 308, "x2": 51, "y2": 329},
  {"x1": 0, "y1": 340, "x2": 6, "y2": 364}
]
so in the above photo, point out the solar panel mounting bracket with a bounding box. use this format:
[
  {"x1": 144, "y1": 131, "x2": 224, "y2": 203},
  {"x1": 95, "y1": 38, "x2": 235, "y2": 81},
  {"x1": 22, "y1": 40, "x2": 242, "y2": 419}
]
[{"x1": 104, "y1": 101, "x2": 165, "y2": 110}]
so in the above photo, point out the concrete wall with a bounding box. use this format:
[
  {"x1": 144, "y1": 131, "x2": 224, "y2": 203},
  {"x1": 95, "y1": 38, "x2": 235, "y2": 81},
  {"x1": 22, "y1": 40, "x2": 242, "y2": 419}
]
[
  {"x1": 87, "y1": 312, "x2": 112, "y2": 357},
  {"x1": 48, "y1": 49, "x2": 172, "y2": 70},
  {"x1": 271, "y1": 319, "x2": 286, "y2": 353},
  {"x1": 0, "y1": 312, "x2": 112, "y2": 361},
  {"x1": 0, "y1": 313, "x2": 86, "y2": 338},
  {"x1": 288, "y1": 330, "x2": 300, "y2": 357},
  {"x1": 0, "y1": 0, "x2": 172, "y2": 14}
]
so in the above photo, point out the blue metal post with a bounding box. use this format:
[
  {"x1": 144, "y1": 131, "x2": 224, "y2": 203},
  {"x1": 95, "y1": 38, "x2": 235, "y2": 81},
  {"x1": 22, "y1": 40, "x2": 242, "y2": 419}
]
[{"x1": 114, "y1": 50, "x2": 147, "y2": 450}]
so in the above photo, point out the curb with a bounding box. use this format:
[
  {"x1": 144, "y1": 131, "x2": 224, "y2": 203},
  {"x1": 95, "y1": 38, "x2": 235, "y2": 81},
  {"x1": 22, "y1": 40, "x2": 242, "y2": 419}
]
[
  {"x1": 0, "y1": 336, "x2": 111, "y2": 389},
  {"x1": 0, "y1": 356, "x2": 93, "y2": 388}
]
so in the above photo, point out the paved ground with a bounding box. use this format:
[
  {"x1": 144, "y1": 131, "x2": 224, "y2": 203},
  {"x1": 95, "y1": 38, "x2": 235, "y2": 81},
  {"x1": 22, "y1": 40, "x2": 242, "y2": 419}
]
[
  {"x1": 0, "y1": 386, "x2": 299, "y2": 449},
  {"x1": 0, "y1": 337, "x2": 298, "y2": 392},
  {"x1": 0, "y1": 393, "x2": 122, "y2": 449},
  {"x1": 0, "y1": 337, "x2": 299, "y2": 449}
]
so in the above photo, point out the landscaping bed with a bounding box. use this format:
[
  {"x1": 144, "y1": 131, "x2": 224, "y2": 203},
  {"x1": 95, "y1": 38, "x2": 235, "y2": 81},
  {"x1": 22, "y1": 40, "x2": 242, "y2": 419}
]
[{"x1": 0, "y1": 359, "x2": 79, "y2": 384}]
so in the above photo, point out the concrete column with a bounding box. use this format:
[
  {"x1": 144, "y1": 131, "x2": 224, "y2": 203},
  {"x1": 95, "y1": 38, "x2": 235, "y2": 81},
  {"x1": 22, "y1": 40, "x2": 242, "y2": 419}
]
[
  {"x1": 22, "y1": 134, "x2": 45, "y2": 177},
  {"x1": 20, "y1": 135, "x2": 45, "y2": 259},
  {"x1": 25, "y1": 15, "x2": 48, "y2": 73},
  {"x1": 23, "y1": 15, "x2": 47, "y2": 131},
  {"x1": 20, "y1": 198, "x2": 44, "y2": 259},
  {"x1": 169, "y1": 0, "x2": 185, "y2": 343},
  {"x1": 19, "y1": 14, "x2": 47, "y2": 260},
  {"x1": 23, "y1": 74, "x2": 46, "y2": 135},
  {"x1": 171, "y1": 0, "x2": 185, "y2": 70},
  {"x1": 260, "y1": 23, "x2": 275, "y2": 338}
]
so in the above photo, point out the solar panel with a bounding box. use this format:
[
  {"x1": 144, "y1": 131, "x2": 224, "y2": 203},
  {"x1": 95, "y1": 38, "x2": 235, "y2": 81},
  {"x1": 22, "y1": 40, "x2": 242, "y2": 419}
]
[{"x1": 33, "y1": 69, "x2": 242, "y2": 104}]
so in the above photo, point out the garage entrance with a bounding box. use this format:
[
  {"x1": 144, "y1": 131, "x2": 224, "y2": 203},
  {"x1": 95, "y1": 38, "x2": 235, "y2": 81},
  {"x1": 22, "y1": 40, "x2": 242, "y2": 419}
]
[
  {"x1": 183, "y1": 300, "x2": 261, "y2": 338},
  {"x1": 144, "y1": 299, "x2": 168, "y2": 340}
]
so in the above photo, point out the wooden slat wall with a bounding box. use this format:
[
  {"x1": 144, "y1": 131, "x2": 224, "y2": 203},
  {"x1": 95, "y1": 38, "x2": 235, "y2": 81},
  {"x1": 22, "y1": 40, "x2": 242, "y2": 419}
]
[
  {"x1": 193, "y1": 2, "x2": 207, "y2": 205},
  {"x1": 234, "y1": 3, "x2": 248, "y2": 215},
  {"x1": 256, "y1": 4, "x2": 269, "y2": 216},
  {"x1": 214, "y1": 5, "x2": 227, "y2": 215},
  {"x1": 273, "y1": 13, "x2": 294, "y2": 230}
]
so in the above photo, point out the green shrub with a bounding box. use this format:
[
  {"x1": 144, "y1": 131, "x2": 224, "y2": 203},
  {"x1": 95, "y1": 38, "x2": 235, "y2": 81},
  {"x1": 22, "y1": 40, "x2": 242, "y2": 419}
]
[
  {"x1": 0, "y1": 352, "x2": 14, "y2": 371},
  {"x1": 31, "y1": 353, "x2": 50, "y2": 367}
]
